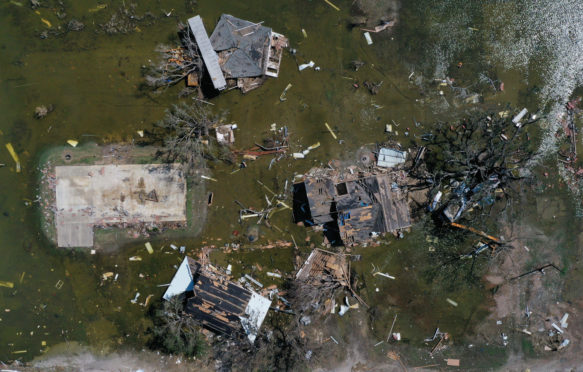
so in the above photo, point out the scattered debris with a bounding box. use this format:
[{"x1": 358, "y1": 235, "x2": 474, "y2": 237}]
[
  {"x1": 215, "y1": 124, "x2": 236, "y2": 145},
  {"x1": 244, "y1": 274, "x2": 264, "y2": 288},
  {"x1": 5, "y1": 143, "x2": 21, "y2": 172},
  {"x1": 363, "y1": 32, "x2": 373, "y2": 45},
  {"x1": 280, "y1": 83, "x2": 292, "y2": 101},
  {"x1": 0, "y1": 281, "x2": 14, "y2": 288},
  {"x1": 299, "y1": 61, "x2": 315, "y2": 71},
  {"x1": 361, "y1": 21, "x2": 395, "y2": 33},
  {"x1": 373, "y1": 271, "x2": 395, "y2": 279},
  {"x1": 364, "y1": 81, "x2": 382, "y2": 95},
  {"x1": 446, "y1": 359, "x2": 460, "y2": 367},
  {"x1": 34, "y1": 104, "x2": 54, "y2": 119},
  {"x1": 446, "y1": 298, "x2": 458, "y2": 307},
  {"x1": 387, "y1": 314, "x2": 398, "y2": 342},
  {"x1": 350, "y1": 60, "x2": 365, "y2": 71},
  {"x1": 561, "y1": 313, "x2": 569, "y2": 328},
  {"x1": 449, "y1": 223, "x2": 501, "y2": 244},
  {"x1": 377, "y1": 148, "x2": 406, "y2": 168},
  {"x1": 324, "y1": 122, "x2": 337, "y2": 140},
  {"x1": 512, "y1": 108, "x2": 528, "y2": 126}
]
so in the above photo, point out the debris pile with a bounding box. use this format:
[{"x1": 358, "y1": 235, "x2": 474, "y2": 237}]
[{"x1": 293, "y1": 160, "x2": 413, "y2": 246}]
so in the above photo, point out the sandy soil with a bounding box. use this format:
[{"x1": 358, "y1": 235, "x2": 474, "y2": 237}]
[{"x1": 6, "y1": 342, "x2": 211, "y2": 372}]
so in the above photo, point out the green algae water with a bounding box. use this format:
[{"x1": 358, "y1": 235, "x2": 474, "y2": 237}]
[{"x1": 0, "y1": 0, "x2": 581, "y2": 367}]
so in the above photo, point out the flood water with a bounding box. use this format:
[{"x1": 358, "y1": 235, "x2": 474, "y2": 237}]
[{"x1": 1, "y1": 0, "x2": 582, "y2": 367}]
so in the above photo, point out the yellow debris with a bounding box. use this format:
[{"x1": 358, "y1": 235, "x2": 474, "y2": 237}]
[
  {"x1": 307, "y1": 142, "x2": 320, "y2": 150},
  {"x1": 302, "y1": 28, "x2": 308, "y2": 38},
  {"x1": 88, "y1": 4, "x2": 107, "y2": 12},
  {"x1": 145, "y1": 242, "x2": 154, "y2": 254},
  {"x1": 101, "y1": 272, "x2": 114, "y2": 280},
  {"x1": 5, "y1": 143, "x2": 21, "y2": 173},
  {"x1": 324, "y1": 0, "x2": 340, "y2": 11},
  {"x1": 137, "y1": 130, "x2": 144, "y2": 137},
  {"x1": 143, "y1": 294, "x2": 154, "y2": 307},
  {"x1": 0, "y1": 281, "x2": 14, "y2": 288},
  {"x1": 41, "y1": 18, "x2": 52, "y2": 28},
  {"x1": 324, "y1": 122, "x2": 337, "y2": 139},
  {"x1": 41, "y1": 341, "x2": 47, "y2": 346},
  {"x1": 67, "y1": 140, "x2": 78, "y2": 147},
  {"x1": 12, "y1": 350, "x2": 27, "y2": 354}
]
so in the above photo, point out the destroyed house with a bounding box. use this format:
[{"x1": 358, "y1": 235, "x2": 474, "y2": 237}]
[
  {"x1": 209, "y1": 14, "x2": 288, "y2": 92},
  {"x1": 163, "y1": 257, "x2": 271, "y2": 342},
  {"x1": 296, "y1": 249, "x2": 349, "y2": 287},
  {"x1": 294, "y1": 172, "x2": 411, "y2": 245}
]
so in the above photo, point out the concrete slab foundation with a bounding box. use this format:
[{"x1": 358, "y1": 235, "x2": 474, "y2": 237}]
[{"x1": 55, "y1": 164, "x2": 187, "y2": 247}]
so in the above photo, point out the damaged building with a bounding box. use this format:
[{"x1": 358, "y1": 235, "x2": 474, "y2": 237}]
[
  {"x1": 293, "y1": 167, "x2": 412, "y2": 246},
  {"x1": 163, "y1": 256, "x2": 271, "y2": 343},
  {"x1": 188, "y1": 14, "x2": 288, "y2": 93},
  {"x1": 296, "y1": 249, "x2": 349, "y2": 287}
]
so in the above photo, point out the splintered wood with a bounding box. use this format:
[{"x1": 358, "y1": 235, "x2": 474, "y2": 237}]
[{"x1": 296, "y1": 248, "x2": 349, "y2": 287}]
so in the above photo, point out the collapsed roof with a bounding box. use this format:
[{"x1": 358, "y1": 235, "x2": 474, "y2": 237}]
[
  {"x1": 296, "y1": 249, "x2": 349, "y2": 287},
  {"x1": 294, "y1": 169, "x2": 412, "y2": 245},
  {"x1": 163, "y1": 256, "x2": 271, "y2": 342}
]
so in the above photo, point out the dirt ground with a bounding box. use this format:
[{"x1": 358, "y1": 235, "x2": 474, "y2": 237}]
[
  {"x1": 475, "y1": 218, "x2": 583, "y2": 370},
  {"x1": 6, "y1": 342, "x2": 210, "y2": 372}
]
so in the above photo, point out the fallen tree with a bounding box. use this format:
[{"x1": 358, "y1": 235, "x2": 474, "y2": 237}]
[
  {"x1": 142, "y1": 22, "x2": 204, "y2": 94},
  {"x1": 154, "y1": 102, "x2": 220, "y2": 174},
  {"x1": 412, "y1": 109, "x2": 540, "y2": 222},
  {"x1": 149, "y1": 297, "x2": 205, "y2": 358}
]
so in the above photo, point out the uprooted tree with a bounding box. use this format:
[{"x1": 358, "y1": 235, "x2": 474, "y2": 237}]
[
  {"x1": 405, "y1": 109, "x2": 542, "y2": 287},
  {"x1": 149, "y1": 296, "x2": 205, "y2": 358},
  {"x1": 412, "y1": 108, "x2": 540, "y2": 223},
  {"x1": 213, "y1": 312, "x2": 317, "y2": 372},
  {"x1": 154, "y1": 101, "x2": 231, "y2": 174},
  {"x1": 142, "y1": 22, "x2": 204, "y2": 94}
]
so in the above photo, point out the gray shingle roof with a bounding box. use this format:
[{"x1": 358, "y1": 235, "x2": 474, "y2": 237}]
[{"x1": 210, "y1": 14, "x2": 272, "y2": 78}]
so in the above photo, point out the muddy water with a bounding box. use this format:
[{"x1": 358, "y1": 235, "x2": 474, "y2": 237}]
[{"x1": 0, "y1": 0, "x2": 577, "y2": 366}]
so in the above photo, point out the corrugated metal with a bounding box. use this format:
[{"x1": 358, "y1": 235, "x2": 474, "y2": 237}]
[
  {"x1": 377, "y1": 148, "x2": 407, "y2": 168},
  {"x1": 163, "y1": 257, "x2": 194, "y2": 300},
  {"x1": 188, "y1": 15, "x2": 227, "y2": 90}
]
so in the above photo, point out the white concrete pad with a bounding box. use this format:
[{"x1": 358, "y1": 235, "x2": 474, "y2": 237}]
[{"x1": 55, "y1": 164, "x2": 187, "y2": 247}]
